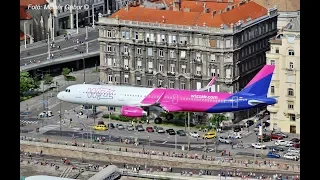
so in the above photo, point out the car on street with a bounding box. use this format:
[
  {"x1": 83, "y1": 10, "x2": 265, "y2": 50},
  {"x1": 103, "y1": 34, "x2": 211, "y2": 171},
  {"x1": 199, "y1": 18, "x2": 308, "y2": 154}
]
[
  {"x1": 189, "y1": 132, "x2": 200, "y2": 138},
  {"x1": 246, "y1": 120, "x2": 254, "y2": 127},
  {"x1": 272, "y1": 131, "x2": 288, "y2": 138},
  {"x1": 269, "y1": 146, "x2": 284, "y2": 152},
  {"x1": 287, "y1": 147, "x2": 300, "y2": 154},
  {"x1": 108, "y1": 123, "x2": 115, "y2": 129},
  {"x1": 135, "y1": 125, "x2": 144, "y2": 131},
  {"x1": 267, "y1": 152, "x2": 280, "y2": 158},
  {"x1": 229, "y1": 132, "x2": 242, "y2": 139},
  {"x1": 176, "y1": 130, "x2": 186, "y2": 136},
  {"x1": 146, "y1": 127, "x2": 154, "y2": 132},
  {"x1": 166, "y1": 129, "x2": 176, "y2": 135},
  {"x1": 283, "y1": 153, "x2": 299, "y2": 161},
  {"x1": 202, "y1": 132, "x2": 216, "y2": 139},
  {"x1": 116, "y1": 124, "x2": 124, "y2": 130},
  {"x1": 93, "y1": 124, "x2": 108, "y2": 131},
  {"x1": 155, "y1": 127, "x2": 165, "y2": 133},
  {"x1": 290, "y1": 138, "x2": 300, "y2": 143},
  {"x1": 270, "y1": 133, "x2": 283, "y2": 140},
  {"x1": 218, "y1": 136, "x2": 232, "y2": 144},
  {"x1": 252, "y1": 143, "x2": 266, "y2": 149},
  {"x1": 275, "y1": 140, "x2": 289, "y2": 146},
  {"x1": 39, "y1": 111, "x2": 54, "y2": 118},
  {"x1": 233, "y1": 126, "x2": 241, "y2": 132},
  {"x1": 127, "y1": 125, "x2": 134, "y2": 131}
]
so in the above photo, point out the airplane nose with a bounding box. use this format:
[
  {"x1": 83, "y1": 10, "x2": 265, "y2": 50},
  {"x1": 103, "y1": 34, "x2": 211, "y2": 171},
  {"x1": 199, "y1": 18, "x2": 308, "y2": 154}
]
[{"x1": 57, "y1": 92, "x2": 63, "y2": 100}]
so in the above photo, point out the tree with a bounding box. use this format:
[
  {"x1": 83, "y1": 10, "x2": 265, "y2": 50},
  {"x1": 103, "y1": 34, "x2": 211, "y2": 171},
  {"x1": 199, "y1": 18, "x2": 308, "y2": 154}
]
[
  {"x1": 62, "y1": 68, "x2": 71, "y2": 77},
  {"x1": 209, "y1": 114, "x2": 228, "y2": 128},
  {"x1": 20, "y1": 71, "x2": 37, "y2": 96},
  {"x1": 44, "y1": 73, "x2": 53, "y2": 84}
]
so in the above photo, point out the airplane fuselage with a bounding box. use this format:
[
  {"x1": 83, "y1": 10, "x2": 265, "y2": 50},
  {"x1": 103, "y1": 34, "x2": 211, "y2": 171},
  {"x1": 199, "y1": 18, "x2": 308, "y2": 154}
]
[{"x1": 58, "y1": 84, "x2": 275, "y2": 113}]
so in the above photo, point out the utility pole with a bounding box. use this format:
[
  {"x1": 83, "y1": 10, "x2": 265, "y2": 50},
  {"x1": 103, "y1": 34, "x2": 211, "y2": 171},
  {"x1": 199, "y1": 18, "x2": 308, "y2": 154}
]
[
  {"x1": 52, "y1": 14, "x2": 55, "y2": 41},
  {"x1": 47, "y1": 33, "x2": 50, "y2": 60},
  {"x1": 76, "y1": 9, "x2": 79, "y2": 34},
  {"x1": 175, "y1": 134, "x2": 177, "y2": 154},
  {"x1": 85, "y1": 26, "x2": 88, "y2": 39},
  {"x1": 42, "y1": 72, "x2": 45, "y2": 111},
  {"x1": 83, "y1": 58, "x2": 86, "y2": 83},
  {"x1": 92, "y1": 4, "x2": 95, "y2": 28},
  {"x1": 108, "y1": 109, "x2": 111, "y2": 141},
  {"x1": 24, "y1": 22, "x2": 27, "y2": 48},
  {"x1": 59, "y1": 100, "x2": 62, "y2": 136},
  {"x1": 187, "y1": 112, "x2": 190, "y2": 151}
]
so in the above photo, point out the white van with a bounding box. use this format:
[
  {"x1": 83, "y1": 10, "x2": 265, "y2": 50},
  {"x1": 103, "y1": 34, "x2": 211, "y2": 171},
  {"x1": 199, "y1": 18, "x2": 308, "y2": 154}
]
[{"x1": 39, "y1": 111, "x2": 53, "y2": 118}]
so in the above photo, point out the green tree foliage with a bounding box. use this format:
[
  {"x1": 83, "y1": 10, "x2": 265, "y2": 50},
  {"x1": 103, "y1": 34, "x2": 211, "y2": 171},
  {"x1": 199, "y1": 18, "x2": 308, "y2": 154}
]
[
  {"x1": 20, "y1": 71, "x2": 37, "y2": 96},
  {"x1": 62, "y1": 67, "x2": 71, "y2": 77},
  {"x1": 44, "y1": 73, "x2": 53, "y2": 84},
  {"x1": 209, "y1": 114, "x2": 228, "y2": 128}
]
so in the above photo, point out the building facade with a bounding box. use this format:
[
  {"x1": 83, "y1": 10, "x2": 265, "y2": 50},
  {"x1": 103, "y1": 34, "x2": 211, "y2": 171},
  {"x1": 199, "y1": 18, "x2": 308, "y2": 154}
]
[
  {"x1": 97, "y1": 0, "x2": 278, "y2": 121},
  {"x1": 266, "y1": 16, "x2": 300, "y2": 134}
]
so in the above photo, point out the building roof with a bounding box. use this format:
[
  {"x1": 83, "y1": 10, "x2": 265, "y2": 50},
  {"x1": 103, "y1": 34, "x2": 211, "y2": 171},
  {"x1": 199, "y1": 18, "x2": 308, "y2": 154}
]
[
  {"x1": 20, "y1": 6, "x2": 32, "y2": 20},
  {"x1": 110, "y1": 1, "x2": 268, "y2": 28},
  {"x1": 20, "y1": 0, "x2": 48, "y2": 6},
  {"x1": 284, "y1": 15, "x2": 300, "y2": 32},
  {"x1": 252, "y1": 0, "x2": 300, "y2": 12},
  {"x1": 20, "y1": 31, "x2": 30, "y2": 41}
]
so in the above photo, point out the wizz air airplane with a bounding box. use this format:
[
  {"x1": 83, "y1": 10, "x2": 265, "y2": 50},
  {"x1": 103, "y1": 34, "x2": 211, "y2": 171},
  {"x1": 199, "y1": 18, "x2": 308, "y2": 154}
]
[{"x1": 57, "y1": 65, "x2": 277, "y2": 124}]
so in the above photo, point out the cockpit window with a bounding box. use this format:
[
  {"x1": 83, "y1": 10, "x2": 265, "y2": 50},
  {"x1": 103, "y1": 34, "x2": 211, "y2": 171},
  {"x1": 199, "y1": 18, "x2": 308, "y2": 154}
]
[{"x1": 65, "y1": 89, "x2": 70, "y2": 92}]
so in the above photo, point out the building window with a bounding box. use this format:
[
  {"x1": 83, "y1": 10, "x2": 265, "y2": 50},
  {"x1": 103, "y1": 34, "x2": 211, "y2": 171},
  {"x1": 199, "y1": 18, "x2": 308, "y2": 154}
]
[
  {"x1": 123, "y1": 59, "x2": 129, "y2": 69},
  {"x1": 137, "y1": 60, "x2": 142, "y2": 69},
  {"x1": 159, "y1": 49, "x2": 164, "y2": 57},
  {"x1": 135, "y1": 32, "x2": 139, "y2": 40},
  {"x1": 210, "y1": 54, "x2": 215, "y2": 61},
  {"x1": 159, "y1": 64, "x2": 164, "y2": 72},
  {"x1": 196, "y1": 52, "x2": 201, "y2": 61},
  {"x1": 289, "y1": 62, "x2": 294, "y2": 69},
  {"x1": 180, "y1": 83, "x2": 185, "y2": 89},
  {"x1": 121, "y1": 31, "x2": 126, "y2": 38},
  {"x1": 108, "y1": 74, "x2": 112, "y2": 82},
  {"x1": 147, "y1": 48, "x2": 152, "y2": 56},
  {"x1": 180, "y1": 51, "x2": 186, "y2": 59},
  {"x1": 124, "y1": 75, "x2": 129, "y2": 83},
  {"x1": 112, "y1": 46, "x2": 116, "y2": 52},
  {"x1": 270, "y1": 60, "x2": 275, "y2": 65},
  {"x1": 290, "y1": 125, "x2": 296, "y2": 134},
  {"x1": 107, "y1": 45, "x2": 112, "y2": 52},
  {"x1": 288, "y1": 103, "x2": 294, "y2": 110},
  {"x1": 137, "y1": 48, "x2": 142, "y2": 55},
  {"x1": 287, "y1": 88, "x2": 294, "y2": 96},
  {"x1": 148, "y1": 62, "x2": 153, "y2": 71},
  {"x1": 107, "y1": 30, "x2": 112, "y2": 37},
  {"x1": 288, "y1": 49, "x2": 294, "y2": 56},
  {"x1": 112, "y1": 59, "x2": 117, "y2": 67},
  {"x1": 147, "y1": 79, "x2": 153, "y2": 86},
  {"x1": 124, "y1": 46, "x2": 128, "y2": 54},
  {"x1": 170, "y1": 50, "x2": 175, "y2": 58},
  {"x1": 275, "y1": 48, "x2": 279, "y2": 54},
  {"x1": 181, "y1": 65, "x2": 186, "y2": 73},
  {"x1": 158, "y1": 79, "x2": 163, "y2": 87},
  {"x1": 170, "y1": 64, "x2": 175, "y2": 72},
  {"x1": 196, "y1": 66, "x2": 201, "y2": 75},
  {"x1": 136, "y1": 77, "x2": 141, "y2": 85},
  {"x1": 169, "y1": 81, "x2": 175, "y2": 88},
  {"x1": 270, "y1": 86, "x2": 275, "y2": 94},
  {"x1": 289, "y1": 114, "x2": 295, "y2": 121}
]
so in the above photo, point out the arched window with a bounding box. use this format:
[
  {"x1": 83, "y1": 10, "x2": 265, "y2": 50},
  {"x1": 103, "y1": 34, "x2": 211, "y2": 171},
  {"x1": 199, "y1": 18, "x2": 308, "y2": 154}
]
[
  {"x1": 289, "y1": 62, "x2": 294, "y2": 69},
  {"x1": 288, "y1": 49, "x2": 294, "y2": 56},
  {"x1": 288, "y1": 88, "x2": 294, "y2": 96}
]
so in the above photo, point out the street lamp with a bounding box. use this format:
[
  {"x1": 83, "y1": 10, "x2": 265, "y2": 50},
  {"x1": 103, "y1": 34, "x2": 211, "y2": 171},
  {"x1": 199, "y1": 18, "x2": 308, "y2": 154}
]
[
  {"x1": 59, "y1": 99, "x2": 62, "y2": 136},
  {"x1": 47, "y1": 33, "x2": 50, "y2": 60},
  {"x1": 76, "y1": 9, "x2": 79, "y2": 34}
]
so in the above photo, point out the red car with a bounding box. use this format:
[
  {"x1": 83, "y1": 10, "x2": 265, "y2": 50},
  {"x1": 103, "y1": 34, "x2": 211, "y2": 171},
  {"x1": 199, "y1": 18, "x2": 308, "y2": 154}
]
[
  {"x1": 146, "y1": 127, "x2": 154, "y2": 132},
  {"x1": 270, "y1": 133, "x2": 283, "y2": 140},
  {"x1": 292, "y1": 143, "x2": 300, "y2": 148}
]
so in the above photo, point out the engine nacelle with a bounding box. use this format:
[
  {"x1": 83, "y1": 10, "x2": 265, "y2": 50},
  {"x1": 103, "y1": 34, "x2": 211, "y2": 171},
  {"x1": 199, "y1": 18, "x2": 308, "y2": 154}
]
[{"x1": 121, "y1": 106, "x2": 147, "y2": 117}]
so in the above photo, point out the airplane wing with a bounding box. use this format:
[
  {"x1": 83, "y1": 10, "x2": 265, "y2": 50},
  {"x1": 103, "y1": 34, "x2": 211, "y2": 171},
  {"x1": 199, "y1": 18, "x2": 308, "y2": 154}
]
[
  {"x1": 198, "y1": 76, "x2": 216, "y2": 91},
  {"x1": 160, "y1": 103, "x2": 182, "y2": 112}
]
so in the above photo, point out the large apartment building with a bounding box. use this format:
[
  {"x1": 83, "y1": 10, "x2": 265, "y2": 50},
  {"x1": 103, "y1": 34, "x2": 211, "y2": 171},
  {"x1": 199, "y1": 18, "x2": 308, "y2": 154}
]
[
  {"x1": 97, "y1": 0, "x2": 278, "y2": 121},
  {"x1": 266, "y1": 16, "x2": 300, "y2": 134}
]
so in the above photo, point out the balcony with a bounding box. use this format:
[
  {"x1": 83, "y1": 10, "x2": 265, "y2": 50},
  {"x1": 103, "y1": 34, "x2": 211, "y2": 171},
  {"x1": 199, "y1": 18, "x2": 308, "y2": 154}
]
[
  {"x1": 286, "y1": 95, "x2": 296, "y2": 101},
  {"x1": 167, "y1": 72, "x2": 175, "y2": 76},
  {"x1": 194, "y1": 59, "x2": 202, "y2": 64},
  {"x1": 121, "y1": 67, "x2": 130, "y2": 72},
  {"x1": 121, "y1": 52, "x2": 129, "y2": 57},
  {"x1": 145, "y1": 70, "x2": 153, "y2": 74},
  {"x1": 267, "y1": 105, "x2": 279, "y2": 113},
  {"x1": 225, "y1": 78, "x2": 233, "y2": 84},
  {"x1": 193, "y1": 74, "x2": 202, "y2": 78}
]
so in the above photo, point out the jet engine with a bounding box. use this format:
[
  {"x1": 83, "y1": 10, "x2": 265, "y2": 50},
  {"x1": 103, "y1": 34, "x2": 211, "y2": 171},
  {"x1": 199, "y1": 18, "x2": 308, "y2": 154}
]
[{"x1": 121, "y1": 106, "x2": 147, "y2": 117}]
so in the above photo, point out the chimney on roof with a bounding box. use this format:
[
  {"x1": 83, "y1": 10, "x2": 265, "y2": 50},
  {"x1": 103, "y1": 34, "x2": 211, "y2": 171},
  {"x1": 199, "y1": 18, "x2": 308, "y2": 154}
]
[
  {"x1": 173, "y1": 0, "x2": 181, "y2": 11},
  {"x1": 212, "y1": 10, "x2": 217, "y2": 17}
]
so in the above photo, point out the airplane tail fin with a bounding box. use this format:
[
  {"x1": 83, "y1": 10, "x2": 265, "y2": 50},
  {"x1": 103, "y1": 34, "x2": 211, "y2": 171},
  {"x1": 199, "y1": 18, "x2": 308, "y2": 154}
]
[{"x1": 239, "y1": 65, "x2": 275, "y2": 97}]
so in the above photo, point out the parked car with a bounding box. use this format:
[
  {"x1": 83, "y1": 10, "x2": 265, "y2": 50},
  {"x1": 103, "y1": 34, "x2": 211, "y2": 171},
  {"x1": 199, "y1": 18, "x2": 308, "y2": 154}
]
[
  {"x1": 287, "y1": 147, "x2": 300, "y2": 154},
  {"x1": 267, "y1": 152, "x2": 280, "y2": 158},
  {"x1": 258, "y1": 134, "x2": 271, "y2": 142},
  {"x1": 93, "y1": 124, "x2": 107, "y2": 131},
  {"x1": 272, "y1": 131, "x2": 288, "y2": 138},
  {"x1": 155, "y1": 126, "x2": 165, "y2": 133},
  {"x1": 146, "y1": 127, "x2": 154, "y2": 132},
  {"x1": 116, "y1": 124, "x2": 124, "y2": 130},
  {"x1": 127, "y1": 125, "x2": 134, "y2": 131},
  {"x1": 233, "y1": 126, "x2": 241, "y2": 132},
  {"x1": 246, "y1": 120, "x2": 254, "y2": 127},
  {"x1": 218, "y1": 136, "x2": 232, "y2": 144},
  {"x1": 290, "y1": 138, "x2": 300, "y2": 143},
  {"x1": 285, "y1": 141, "x2": 294, "y2": 147},
  {"x1": 269, "y1": 146, "x2": 284, "y2": 152},
  {"x1": 202, "y1": 132, "x2": 216, "y2": 139},
  {"x1": 275, "y1": 140, "x2": 289, "y2": 146},
  {"x1": 189, "y1": 132, "x2": 200, "y2": 138},
  {"x1": 270, "y1": 133, "x2": 283, "y2": 140},
  {"x1": 283, "y1": 153, "x2": 299, "y2": 161},
  {"x1": 176, "y1": 130, "x2": 186, "y2": 136},
  {"x1": 166, "y1": 129, "x2": 176, "y2": 135},
  {"x1": 108, "y1": 123, "x2": 115, "y2": 129},
  {"x1": 229, "y1": 132, "x2": 242, "y2": 139},
  {"x1": 251, "y1": 143, "x2": 266, "y2": 149},
  {"x1": 135, "y1": 125, "x2": 144, "y2": 131},
  {"x1": 292, "y1": 143, "x2": 300, "y2": 148}
]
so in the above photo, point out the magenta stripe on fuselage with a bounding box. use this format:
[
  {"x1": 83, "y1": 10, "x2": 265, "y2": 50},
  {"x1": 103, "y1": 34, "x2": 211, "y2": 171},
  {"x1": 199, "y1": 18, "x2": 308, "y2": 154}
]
[
  {"x1": 244, "y1": 65, "x2": 275, "y2": 88},
  {"x1": 141, "y1": 88, "x2": 233, "y2": 112}
]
